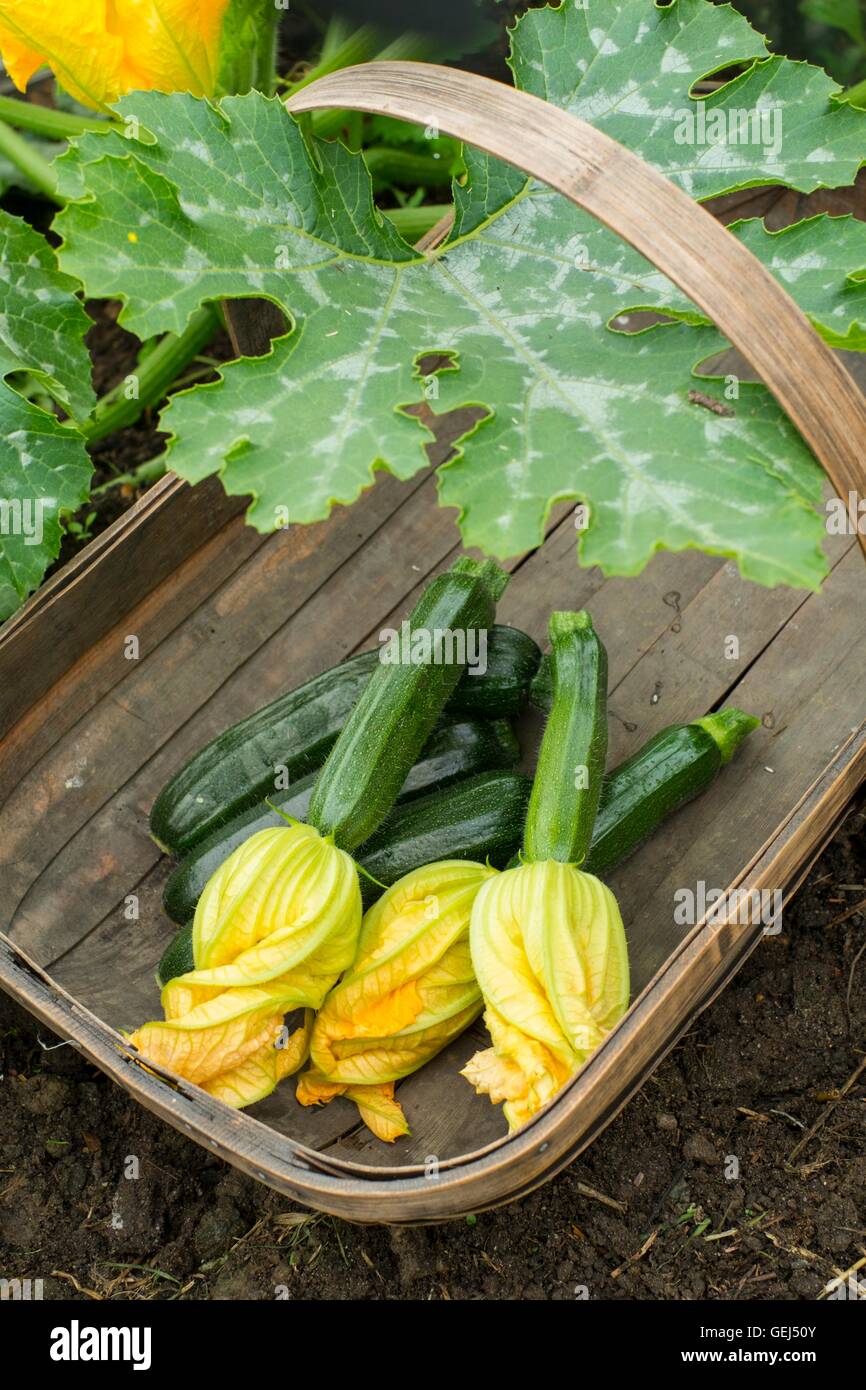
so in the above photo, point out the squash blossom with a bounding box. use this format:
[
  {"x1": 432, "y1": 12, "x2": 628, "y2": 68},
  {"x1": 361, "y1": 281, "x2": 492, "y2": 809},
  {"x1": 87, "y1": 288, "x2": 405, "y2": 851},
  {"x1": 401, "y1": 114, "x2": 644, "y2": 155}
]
[
  {"x1": 0, "y1": 0, "x2": 232, "y2": 111},
  {"x1": 129, "y1": 823, "x2": 362, "y2": 1106},
  {"x1": 463, "y1": 860, "x2": 629, "y2": 1131},
  {"x1": 463, "y1": 611, "x2": 631, "y2": 1132},
  {"x1": 297, "y1": 859, "x2": 496, "y2": 1141}
]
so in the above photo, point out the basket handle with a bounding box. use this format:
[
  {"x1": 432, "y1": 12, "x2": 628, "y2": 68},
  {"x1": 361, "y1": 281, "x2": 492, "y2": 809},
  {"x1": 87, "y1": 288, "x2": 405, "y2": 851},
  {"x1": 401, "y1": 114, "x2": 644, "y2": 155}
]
[{"x1": 287, "y1": 62, "x2": 866, "y2": 564}]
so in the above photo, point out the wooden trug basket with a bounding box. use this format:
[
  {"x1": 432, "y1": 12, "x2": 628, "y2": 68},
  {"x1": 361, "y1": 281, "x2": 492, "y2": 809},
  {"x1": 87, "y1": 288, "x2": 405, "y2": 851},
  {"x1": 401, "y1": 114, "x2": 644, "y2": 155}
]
[{"x1": 1, "y1": 67, "x2": 865, "y2": 1224}]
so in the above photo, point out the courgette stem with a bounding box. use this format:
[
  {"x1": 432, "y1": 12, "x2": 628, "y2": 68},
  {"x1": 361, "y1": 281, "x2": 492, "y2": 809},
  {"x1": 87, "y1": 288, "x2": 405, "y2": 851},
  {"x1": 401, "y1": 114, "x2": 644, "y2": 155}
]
[
  {"x1": 0, "y1": 95, "x2": 109, "y2": 138},
  {"x1": 381, "y1": 203, "x2": 454, "y2": 242},
  {"x1": 0, "y1": 117, "x2": 60, "y2": 202},
  {"x1": 694, "y1": 709, "x2": 761, "y2": 764},
  {"x1": 364, "y1": 146, "x2": 457, "y2": 188},
  {"x1": 85, "y1": 305, "x2": 220, "y2": 444}
]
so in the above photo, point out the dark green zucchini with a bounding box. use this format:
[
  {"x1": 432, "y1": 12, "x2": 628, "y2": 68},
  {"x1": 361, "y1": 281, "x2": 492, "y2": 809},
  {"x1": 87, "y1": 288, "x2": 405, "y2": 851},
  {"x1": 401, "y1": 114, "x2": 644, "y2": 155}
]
[
  {"x1": 583, "y1": 709, "x2": 760, "y2": 876},
  {"x1": 158, "y1": 769, "x2": 532, "y2": 985},
  {"x1": 529, "y1": 652, "x2": 554, "y2": 714},
  {"x1": 448, "y1": 625, "x2": 540, "y2": 717},
  {"x1": 150, "y1": 622, "x2": 537, "y2": 855},
  {"x1": 307, "y1": 558, "x2": 508, "y2": 851},
  {"x1": 358, "y1": 768, "x2": 531, "y2": 894},
  {"x1": 523, "y1": 611, "x2": 608, "y2": 865},
  {"x1": 162, "y1": 719, "x2": 520, "y2": 925}
]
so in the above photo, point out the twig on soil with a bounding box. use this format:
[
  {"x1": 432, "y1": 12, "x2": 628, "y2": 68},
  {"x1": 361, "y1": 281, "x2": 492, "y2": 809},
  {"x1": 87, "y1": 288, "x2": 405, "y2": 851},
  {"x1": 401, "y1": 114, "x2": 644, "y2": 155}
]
[
  {"x1": 610, "y1": 1229, "x2": 658, "y2": 1279},
  {"x1": 824, "y1": 895, "x2": 866, "y2": 930},
  {"x1": 769, "y1": 1109, "x2": 805, "y2": 1129},
  {"x1": 574, "y1": 1181, "x2": 627, "y2": 1213},
  {"x1": 787, "y1": 1054, "x2": 866, "y2": 1163},
  {"x1": 734, "y1": 1265, "x2": 776, "y2": 1297},
  {"x1": 818, "y1": 1253, "x2": 866, "y2": 1300},
  {"x1": 51, "y1": 1269, "x2": 103, "y2": 1300}
]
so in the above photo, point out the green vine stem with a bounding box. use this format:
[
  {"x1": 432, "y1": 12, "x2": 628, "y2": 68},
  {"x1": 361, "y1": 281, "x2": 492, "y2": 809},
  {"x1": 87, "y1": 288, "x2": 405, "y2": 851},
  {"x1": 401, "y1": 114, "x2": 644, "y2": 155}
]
[
  {"x1": 844, "y1": 76, "x2": 866, "y2": 109},
  {"x1": 0, "y1": 117, "x2": 61, "y2": 201},
  {"x1": 381, "y1": 204, "x2": 453, "y2": 241},
  {"x1": 84, "y1": 305, "x2": 220, "y2": 444},
  {"x1": 91, "y1": 455, "x2": 168, "y2": 497},
  {"x1": 284, "y1": 25, "x2": 384, "y2": 97},
  {"x1": 364, "y1": 146, "x2": 458, "y2": 188},
  {"x1": 307, "y1": 32, "x2": 441, "y2": 141},
  {"x1": 0, "y1": 95, "x2": 110, "y2": 139},
  {"x1": 319, "y1": 16, "x2": 354, "y2": 64}
]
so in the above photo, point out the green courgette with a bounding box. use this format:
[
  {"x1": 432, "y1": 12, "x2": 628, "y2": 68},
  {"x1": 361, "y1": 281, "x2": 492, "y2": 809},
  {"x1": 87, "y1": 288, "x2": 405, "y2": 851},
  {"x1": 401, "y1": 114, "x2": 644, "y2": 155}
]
[
  {"x1": 162, "y1": 719, "x2": 520, "y2": 925},
  {"x1": 583, "y1": 709, "x2": 760, "y2": 876},
  {"x1": 307, "y1": 558, "x2": 508, "y2": 851},
  {"x1": 150, "y1": 623, "x2": 538, "y2": 855},
  {"x1": 158, "y1": 769, "x2": 532, "y2": 985},
  {"x1": 523, "y1": 611, "x2": 608, "y2": 865}
]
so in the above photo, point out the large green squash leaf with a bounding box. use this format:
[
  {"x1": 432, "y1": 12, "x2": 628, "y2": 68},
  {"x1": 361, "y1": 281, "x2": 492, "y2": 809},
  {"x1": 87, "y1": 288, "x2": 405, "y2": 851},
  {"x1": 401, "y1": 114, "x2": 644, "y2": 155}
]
[
  {"x1": 53, "y1": 0, "x2": 866, "y2": 590},
  {"x1": 0, "y1": 211, "x2": 93, "y2": 620}
]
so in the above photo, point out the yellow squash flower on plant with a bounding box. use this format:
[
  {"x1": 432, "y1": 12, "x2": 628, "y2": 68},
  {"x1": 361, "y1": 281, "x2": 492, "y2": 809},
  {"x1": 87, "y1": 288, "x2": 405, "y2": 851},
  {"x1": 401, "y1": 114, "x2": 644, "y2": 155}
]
[
  {"x1": 129, "y1": 822, "x2": 362, "y2": 1107},
  {"x1": 463, "y1": 612, "x2": 631, "y2": 1132},
  {"x1": 0, "y1": 0, "x2": 231, "y2": 111},
  {"x1": 297, "y1": 859, "x2": 496, "y2": 1141}
]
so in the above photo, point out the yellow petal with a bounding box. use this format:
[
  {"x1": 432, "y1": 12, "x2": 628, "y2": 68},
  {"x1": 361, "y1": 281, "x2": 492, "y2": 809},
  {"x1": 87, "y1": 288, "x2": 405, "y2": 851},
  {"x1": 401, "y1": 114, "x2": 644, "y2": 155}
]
[
  {"x1": 461, "y1": 1044, "x2": 526, "y2": 1106},
  {"x1": 192, "y1": 824, "x2": 361, "y2": 995},
  {"x1": 0, "y1": 0, "x2": 229, "y2": 110},
  {"x1": 522, "y1": 862, "x2": 629, "y2": 1053},
  {"x1": 296, "y1": 1066, "x2": 346, "y2": 1108},
  {"x1": 309, "y1": 860, "x2": 492, "y2": 1087},
  {"x1": 114, "y1": 0, "x2": 228, "y2": 102},
  {"x1": 203, "y1": 1018, "x2": 310, "y2": 1108},
  {"x1": 344, "y1": 1083, "x2": 410, "y2": 1143},
  {"x1": 469, "y1": 866, "x2": 574, "y2": 1063},
  {"x1": 128, "y1": 983, "x2": 292, "y2": 1087},
  {"x1": 466, "y1": 861, "x2": 630, "y2": 1131},
  {"x1": 296, "y1": 1070, "x2": 409, "y2": 1141}
]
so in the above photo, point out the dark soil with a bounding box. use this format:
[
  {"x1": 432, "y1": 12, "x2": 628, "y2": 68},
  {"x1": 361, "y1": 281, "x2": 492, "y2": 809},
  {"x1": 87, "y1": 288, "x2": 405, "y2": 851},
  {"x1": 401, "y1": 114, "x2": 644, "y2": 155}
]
[{"x1": 2, "y1": 797, "x2": 863, "y2": 1303}]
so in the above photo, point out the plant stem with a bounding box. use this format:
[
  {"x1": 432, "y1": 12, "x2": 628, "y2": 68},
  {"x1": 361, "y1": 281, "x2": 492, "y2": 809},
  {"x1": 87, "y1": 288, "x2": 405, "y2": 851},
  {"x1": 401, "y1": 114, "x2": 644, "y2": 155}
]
[
  {"x1": 844, "y1": 76, "x2": 866, "y2": 108},
  {"x1": 91, "y1": 456, "x2": 168, "y2": 496},
  {"x1": 320, "y1": 16, "x2": 354, "y2": 64},
  {"x1": 84, "y1": 305, "x2": 220, "y2": 444},
  {"x1": 0, "y1": 117, "x2": 60, "y2": 201},
  {"x1": 307, "y1": 32, "x2": 440, "y2": 141},
  {"x1": 364, "y1": 146, "x2": 457, "y2": 188},
  {"x1": 285, "y1": 25, "x2": 383, "y2": 98},
  {"x1": 381, "y1": 204, "x2": 453, "y2": 242},
  {"x1": 252, "y1": 5, "x2": 279, "y2": 96},
  {"x1": 0, "y1": 94, "x2": 109, "y2": 139}
]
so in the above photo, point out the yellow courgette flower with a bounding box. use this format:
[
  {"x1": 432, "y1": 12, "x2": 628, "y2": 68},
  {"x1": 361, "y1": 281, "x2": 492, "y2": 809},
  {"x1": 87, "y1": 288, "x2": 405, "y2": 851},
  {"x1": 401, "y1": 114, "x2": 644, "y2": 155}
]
[
  {"x1": 0, "y1": 0, "x2": 230, "y2": 111},
  {"x1": 463, "y1": 859, "x2": 630, "y2": 1132},
  {"x1": 129, "y1": 988, "x2": 313, "y2": 1108},
  {"x1": 297, "y1": 859, "x2": 496, "y2": 1141},
  {"x1": 129, "y1": 823, "x2": 362, "y2": 1107}
]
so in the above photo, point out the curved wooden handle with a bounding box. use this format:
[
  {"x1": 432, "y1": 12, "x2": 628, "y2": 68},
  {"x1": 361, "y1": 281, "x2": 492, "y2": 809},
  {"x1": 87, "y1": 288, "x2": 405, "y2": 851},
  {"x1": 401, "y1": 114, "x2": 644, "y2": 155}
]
[{"x1": 288, "y1": 62, "x2": 866, "y2": 564}]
